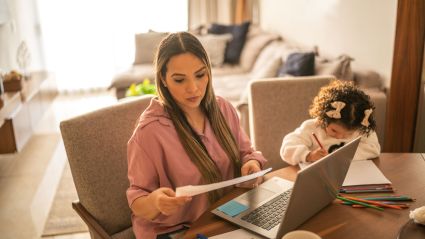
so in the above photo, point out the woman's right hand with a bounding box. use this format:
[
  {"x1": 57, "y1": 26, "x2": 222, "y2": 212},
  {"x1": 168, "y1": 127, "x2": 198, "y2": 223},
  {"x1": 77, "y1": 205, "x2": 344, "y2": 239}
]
[
  {"x1": 306, "y1": 148, "x2": 328, "y2": 162},
  {"x1": 148, "y1": 187, "x2": 192, "y2": 216}
]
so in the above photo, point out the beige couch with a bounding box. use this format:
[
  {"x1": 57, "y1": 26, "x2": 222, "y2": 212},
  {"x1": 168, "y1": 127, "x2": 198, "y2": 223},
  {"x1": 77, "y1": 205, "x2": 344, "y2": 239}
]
[
  {"x1": 109, "y1": 28, "x2": 281, "y2": 99},
  {"x1": 109, "y1": 26, "x2": 387, "y2": 146}
]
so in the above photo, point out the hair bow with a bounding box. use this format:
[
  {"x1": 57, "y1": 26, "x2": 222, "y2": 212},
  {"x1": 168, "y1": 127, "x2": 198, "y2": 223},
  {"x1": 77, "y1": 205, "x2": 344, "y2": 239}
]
[
  {"x1": 326, "y1": 101, "x2": 346, "y2": 119},
  {"x1": 361, "y1": 109, "x2": 373, "y2": 127}
]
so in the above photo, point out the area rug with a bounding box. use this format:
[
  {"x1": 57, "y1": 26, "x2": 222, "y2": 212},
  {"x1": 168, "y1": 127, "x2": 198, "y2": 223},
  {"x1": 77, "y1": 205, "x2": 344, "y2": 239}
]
[{"x1": 42, "y1": 162, "x2": 88, "y2": 236}]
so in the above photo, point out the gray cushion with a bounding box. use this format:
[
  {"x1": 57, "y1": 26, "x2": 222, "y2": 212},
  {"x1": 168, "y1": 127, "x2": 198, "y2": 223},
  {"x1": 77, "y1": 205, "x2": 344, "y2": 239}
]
[{"x1": 134, "y1": 32, "x2": 168, "y2": 64}]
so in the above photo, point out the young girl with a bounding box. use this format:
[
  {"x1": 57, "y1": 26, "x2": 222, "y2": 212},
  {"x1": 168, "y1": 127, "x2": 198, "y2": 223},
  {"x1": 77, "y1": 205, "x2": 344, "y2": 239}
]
[
  {"x1": 126, "y1": 32, "x2": 266, "y2": 239},
  {"x1": 280, "y1": 80, "x2": 381, "y2": 167}
]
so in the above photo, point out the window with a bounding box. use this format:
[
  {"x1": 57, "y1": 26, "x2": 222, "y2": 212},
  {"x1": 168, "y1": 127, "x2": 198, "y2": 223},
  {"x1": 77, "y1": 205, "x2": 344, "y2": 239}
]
[{"x1": 37, "y1": 0, "x2": 188, "y2": 91}]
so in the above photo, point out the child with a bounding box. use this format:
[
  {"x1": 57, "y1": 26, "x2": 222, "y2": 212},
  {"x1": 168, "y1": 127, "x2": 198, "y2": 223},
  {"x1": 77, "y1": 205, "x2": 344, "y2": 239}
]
[{"x1": 280, "y1": 80, "x2": 381, "y2": 167}]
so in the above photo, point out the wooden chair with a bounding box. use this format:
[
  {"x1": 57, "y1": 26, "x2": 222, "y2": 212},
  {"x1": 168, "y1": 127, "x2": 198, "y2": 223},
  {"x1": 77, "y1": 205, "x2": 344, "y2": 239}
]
[{"x1": 60, "y1": 95, "x2": 153, "y2": 239}]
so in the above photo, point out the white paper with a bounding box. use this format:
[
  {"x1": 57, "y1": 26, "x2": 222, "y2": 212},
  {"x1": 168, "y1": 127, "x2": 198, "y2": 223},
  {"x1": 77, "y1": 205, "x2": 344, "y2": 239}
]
[
  {"x1": 175, "y1": 168, "x2": 272, "y2": 197},
  {"x1": 209, "y1": 229, "x2": 265, "y2": 239},
  {"x1": 342, "y1": 160, "x2": 391, "y2": 186}
]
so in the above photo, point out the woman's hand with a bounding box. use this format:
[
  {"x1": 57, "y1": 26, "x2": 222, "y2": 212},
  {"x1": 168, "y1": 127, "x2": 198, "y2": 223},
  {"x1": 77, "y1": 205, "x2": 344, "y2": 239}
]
[
  {"x1": 237, "y1": 160, "x2": 263, "y2": 188},
  {"x1": 306, "y1": 148, "x2": 328, "y2": 162},
  {"x1": 148, "y1": 187, "x2": 192, "y2": 217}
]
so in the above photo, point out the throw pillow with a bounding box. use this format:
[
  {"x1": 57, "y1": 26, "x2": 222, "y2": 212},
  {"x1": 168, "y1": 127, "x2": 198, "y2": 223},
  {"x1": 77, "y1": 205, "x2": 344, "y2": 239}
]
[
  {"x1": 239, "y1": 31, "x2": 281, "y2": 71},
  {"x1": 353, "y1": 69, "x2": 383, "y2": 89},
  {"x1": 277, "y1": 52, "x2": 315, "y2": 77},
  {"x1": 197, "y1": 34, "x2": 232, "y2": 67},
  {"x1": 134, "y1": 32, "x2": 168, "y2": 65},
  {"x1": 315, "y1": 54, "x2": 354, "y2": 81},
  {"x1": 208, "y1": 21, "x2": 251, "y2": 64}
]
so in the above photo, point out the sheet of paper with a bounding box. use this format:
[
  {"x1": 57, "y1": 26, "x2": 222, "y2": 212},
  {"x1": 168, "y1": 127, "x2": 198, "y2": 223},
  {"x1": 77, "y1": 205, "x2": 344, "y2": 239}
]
[
  {"x1": 343, "y1": 160, "x2": 391, "y2": 186},
  {"x1": 209, "y1": 229, "x2": 265, "y2": 239},
  {"x1": 175, "y1": 168, "x2": 272, "y2": 197}
]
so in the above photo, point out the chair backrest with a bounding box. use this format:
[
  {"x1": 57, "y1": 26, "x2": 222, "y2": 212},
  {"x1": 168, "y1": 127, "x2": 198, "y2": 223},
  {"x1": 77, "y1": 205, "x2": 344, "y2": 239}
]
[
  {"x1": 60, "y1": 95, "x2": 153, "y2": 236},
  {"x1": 248, "y1": 76, "x2": 334, "y2": 170}
]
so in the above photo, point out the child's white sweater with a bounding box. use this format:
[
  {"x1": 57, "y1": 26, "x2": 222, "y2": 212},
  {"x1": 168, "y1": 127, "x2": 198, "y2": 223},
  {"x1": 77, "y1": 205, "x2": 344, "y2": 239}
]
[{"x1": 280, "y1": 119, "x2": 381, "y2": 166}]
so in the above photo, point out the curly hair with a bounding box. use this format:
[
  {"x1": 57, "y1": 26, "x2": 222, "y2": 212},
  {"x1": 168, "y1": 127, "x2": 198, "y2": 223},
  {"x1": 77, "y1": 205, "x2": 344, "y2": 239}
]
[{"x1": 309, "y1": 80, "x2": 376, "y2": 135}]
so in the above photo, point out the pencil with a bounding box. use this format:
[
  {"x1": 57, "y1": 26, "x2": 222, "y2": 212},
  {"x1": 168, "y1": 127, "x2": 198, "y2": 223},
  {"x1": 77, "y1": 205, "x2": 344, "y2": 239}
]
[
  {"x1": 361, "y1": 196, "x2": 414, "y2": 201},
  {"x1": 336, "y1": 195, "x2": 384, "y2": 211},
  {"x1": 343, "y1": 195, "x2": 403, "y2": 210},
  {"x1": 342, "y1": 202, "x2": 410, "y2": 208},
  {"x1": 312, "y1": 133, "x2": 324, "y2": 149}
]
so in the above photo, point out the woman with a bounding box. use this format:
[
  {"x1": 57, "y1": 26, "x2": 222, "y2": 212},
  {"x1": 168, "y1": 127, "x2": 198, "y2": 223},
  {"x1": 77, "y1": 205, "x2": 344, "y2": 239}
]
[{"x1": 126, "y1": 32, "x2": 267, "y2": 239}]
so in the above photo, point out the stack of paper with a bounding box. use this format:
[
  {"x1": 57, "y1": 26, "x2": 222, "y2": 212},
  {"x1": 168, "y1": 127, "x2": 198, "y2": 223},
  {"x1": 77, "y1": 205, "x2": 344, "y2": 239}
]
[{"x1": 341, "y1": 160, "x2": 393, "y2": 193}]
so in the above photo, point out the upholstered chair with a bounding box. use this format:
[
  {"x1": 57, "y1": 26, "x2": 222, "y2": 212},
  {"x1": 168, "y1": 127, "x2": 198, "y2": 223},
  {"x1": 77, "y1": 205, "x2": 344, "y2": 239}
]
[
  {"x1": 246, "y1": 76, "x2": 334, "y2": 170},
  {"x1": 60, "y1": 95, "x2": 153, "y2": 239}
]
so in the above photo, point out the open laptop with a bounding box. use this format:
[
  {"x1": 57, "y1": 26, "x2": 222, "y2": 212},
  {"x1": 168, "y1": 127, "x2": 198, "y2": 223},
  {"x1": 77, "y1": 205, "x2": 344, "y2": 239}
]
[{"x1": 212, "y1": 136, "x2": 361, "y2": 239}]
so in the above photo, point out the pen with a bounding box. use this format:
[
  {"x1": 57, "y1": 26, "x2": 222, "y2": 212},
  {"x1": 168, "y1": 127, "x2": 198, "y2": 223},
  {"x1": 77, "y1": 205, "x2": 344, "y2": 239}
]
[
  {"x1": 343, "y1": 195, "x2": 403, "y2": 210},
  {"x1": 336, "y1": 195, "x2": 384, "y2": 211},
  {"x1": 312, "y1": 133, "x2": 324, "y2": 149}
]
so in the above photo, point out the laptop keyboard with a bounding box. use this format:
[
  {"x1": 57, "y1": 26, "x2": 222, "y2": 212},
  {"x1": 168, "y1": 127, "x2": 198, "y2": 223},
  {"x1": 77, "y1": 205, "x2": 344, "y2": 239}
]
[{"x1": 241, "y1": 189, "x2": 292, "y2": 231}]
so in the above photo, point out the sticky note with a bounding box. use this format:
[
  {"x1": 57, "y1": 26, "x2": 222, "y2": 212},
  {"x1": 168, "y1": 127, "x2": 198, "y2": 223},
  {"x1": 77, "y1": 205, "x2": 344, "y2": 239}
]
[{"x1": 217, "y1": 200, "x2": 248, "y2": 217}]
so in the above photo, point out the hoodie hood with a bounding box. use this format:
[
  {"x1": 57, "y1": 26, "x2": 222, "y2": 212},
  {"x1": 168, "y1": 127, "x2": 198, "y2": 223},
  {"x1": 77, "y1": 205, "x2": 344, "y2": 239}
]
[{"x1": 137, "y1": 97, "x2": 173, "y2": 129}]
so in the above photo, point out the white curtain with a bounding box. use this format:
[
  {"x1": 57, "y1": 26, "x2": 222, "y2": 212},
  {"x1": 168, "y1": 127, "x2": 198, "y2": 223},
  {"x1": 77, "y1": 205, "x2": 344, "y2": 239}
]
[{"x1": 37, "y1": 0, "x2": 188, "y2": 91}]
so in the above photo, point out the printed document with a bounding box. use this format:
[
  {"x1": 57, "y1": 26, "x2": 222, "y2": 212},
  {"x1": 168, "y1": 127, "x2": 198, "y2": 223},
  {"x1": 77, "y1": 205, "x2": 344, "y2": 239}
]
[{"x1": 175, "y1": 168, "x2": 272, "y2": 197}]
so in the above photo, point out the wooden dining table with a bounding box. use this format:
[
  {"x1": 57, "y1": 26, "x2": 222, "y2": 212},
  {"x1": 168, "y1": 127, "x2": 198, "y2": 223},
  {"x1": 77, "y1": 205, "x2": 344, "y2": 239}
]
[{"x1": 183, "y1": 153, "x2": 425, "y2": 239}]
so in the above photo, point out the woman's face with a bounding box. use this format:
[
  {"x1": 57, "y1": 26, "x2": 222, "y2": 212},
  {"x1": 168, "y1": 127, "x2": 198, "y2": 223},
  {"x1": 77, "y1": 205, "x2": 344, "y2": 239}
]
[
  {"x1": 164, "y1": 52, "x2": 209, "y2": 113},
  {"x1": 325, "y1": 122, "x2": 355, "y2": 139}
]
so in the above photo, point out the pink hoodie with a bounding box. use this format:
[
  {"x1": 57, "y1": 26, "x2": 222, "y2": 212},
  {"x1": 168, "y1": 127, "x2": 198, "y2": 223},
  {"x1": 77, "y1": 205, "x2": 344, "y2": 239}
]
[{"x1": 127, "y1": 96, "x2": 266, "y2": 238}]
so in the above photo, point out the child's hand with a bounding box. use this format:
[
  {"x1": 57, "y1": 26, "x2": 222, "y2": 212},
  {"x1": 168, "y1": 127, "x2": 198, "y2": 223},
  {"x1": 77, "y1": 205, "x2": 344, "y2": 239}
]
[{"x1": 306, "y1": 148, "x2": 328, "y2": 162}]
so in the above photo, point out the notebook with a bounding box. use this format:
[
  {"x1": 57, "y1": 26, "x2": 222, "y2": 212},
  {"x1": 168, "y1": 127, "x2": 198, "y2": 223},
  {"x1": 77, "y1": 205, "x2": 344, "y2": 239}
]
[{"x1": 211, "y1": 136, "x2": 361, "y2": 239}]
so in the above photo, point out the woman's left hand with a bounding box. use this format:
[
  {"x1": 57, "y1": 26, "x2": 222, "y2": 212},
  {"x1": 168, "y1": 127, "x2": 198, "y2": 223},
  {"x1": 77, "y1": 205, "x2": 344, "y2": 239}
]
[{"x1": 237, "y1": 160, "x2": 263, "y2": 188}]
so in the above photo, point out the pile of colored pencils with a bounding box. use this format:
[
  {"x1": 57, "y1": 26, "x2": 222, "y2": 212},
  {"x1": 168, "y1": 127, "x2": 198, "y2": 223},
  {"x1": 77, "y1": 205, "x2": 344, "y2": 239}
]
[{"x1": 337, "y1": 194, "x2": 414, "y2": 211}]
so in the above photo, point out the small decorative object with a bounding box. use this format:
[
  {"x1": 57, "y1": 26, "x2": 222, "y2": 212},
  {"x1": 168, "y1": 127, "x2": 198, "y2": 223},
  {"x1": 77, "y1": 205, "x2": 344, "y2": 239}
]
[
  {"x1": 125, "y1": 78, "x2": 156, "y2": 97},
  {"x1": 3, "y1": 70, "x2": 24, "y2": 92},
  {"x1": 16, "y1": 41, "x2": 31, "y2": 79},
  {"x1": 410, "y1": 206, "x2": 425, "y2": 225}
]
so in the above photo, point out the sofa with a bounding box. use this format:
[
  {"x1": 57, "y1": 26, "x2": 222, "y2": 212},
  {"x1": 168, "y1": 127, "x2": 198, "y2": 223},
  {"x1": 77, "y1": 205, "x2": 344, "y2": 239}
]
[{"x1": 109, "y1": 23, "x2": 387, "y2": 146}]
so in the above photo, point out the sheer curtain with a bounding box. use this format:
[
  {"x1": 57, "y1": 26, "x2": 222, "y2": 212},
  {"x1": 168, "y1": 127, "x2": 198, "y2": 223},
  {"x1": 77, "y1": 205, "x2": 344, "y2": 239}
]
[{"x1": 37, "y1": 0, "x2": 188, "y2": 92}]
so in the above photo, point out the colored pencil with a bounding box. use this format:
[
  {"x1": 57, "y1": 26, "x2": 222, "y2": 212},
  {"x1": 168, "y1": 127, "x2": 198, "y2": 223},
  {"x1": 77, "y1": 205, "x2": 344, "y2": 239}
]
[
  {"x1": 350, "y1": 204, "x2": 409, "y2": 209},
  {"x1": 343, "y1": 195, "x2": 403, "y2": 210},
  {"x1": 361, "y1": 196, "x2": 414, "y2": 201},
  {"x1": 342, "y1": 202, "x2": 410, "y2": 208},
  {"x1": 312, "y1": 133, "x2": 324, "y2": 149},
  {"x1": 336, "y1": 195, "x2": 384, "y2": 211}
]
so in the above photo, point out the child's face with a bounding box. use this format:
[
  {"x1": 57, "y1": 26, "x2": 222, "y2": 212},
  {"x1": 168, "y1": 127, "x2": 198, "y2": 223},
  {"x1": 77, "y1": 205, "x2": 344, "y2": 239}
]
[{"x1": 325, "y1": 123, "x2": 355, "y2": 139}]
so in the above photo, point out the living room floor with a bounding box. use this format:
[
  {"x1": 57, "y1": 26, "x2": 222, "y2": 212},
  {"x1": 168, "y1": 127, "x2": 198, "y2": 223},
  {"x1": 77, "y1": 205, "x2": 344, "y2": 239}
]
[{"x1": 0, "y1": 90, "x2": 117, "y2": 239}]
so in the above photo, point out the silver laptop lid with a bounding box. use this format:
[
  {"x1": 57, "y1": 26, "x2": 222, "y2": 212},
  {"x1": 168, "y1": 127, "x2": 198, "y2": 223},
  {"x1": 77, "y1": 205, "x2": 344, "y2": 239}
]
[{"x1": 276, "y1": 136, "x2": 361, "y2": 238}]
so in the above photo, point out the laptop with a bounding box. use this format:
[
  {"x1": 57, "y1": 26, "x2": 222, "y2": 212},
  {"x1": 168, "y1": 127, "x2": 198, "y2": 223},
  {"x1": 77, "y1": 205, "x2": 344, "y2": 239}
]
[{"x1": 211, "y1": 136, "x2": 361, "y2": 239}]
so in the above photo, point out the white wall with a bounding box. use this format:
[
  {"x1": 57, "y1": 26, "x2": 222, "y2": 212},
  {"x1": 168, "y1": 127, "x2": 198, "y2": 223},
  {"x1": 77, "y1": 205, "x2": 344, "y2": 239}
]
[
  {"x1": 259, "y1": 0, "x2": 397, "y2": 88},
  {"x1": 0, "y1": 0, "x2": 44, "y2": 72}
]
